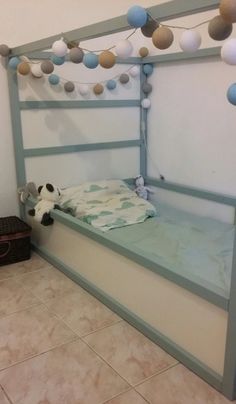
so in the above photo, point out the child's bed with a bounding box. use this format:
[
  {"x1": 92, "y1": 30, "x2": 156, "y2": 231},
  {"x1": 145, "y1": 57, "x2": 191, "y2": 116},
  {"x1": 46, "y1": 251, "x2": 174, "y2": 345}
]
[{"x1": 27, "y1": 177, "x2": 235, "y2": 397}]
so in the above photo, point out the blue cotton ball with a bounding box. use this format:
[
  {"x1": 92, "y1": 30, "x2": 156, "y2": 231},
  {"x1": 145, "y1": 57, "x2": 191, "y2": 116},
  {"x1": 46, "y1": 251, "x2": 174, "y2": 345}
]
[
  {"x1": 83, "y1": 53, "x2": 99, "y2": 69},
  {"x1": 51, "y1": 55, "x2": 65, "y2": 65},
  {"x1": 48, "y1": 74, "x2": 60, "y2": 85},
  {"x1": 8, "y1": 57, "x2": 21, "y2": 70},
  {"x1": 106, "y1": 80, "x2": 117, "y2": 90},
  {"x1": 143, "y1": 63, "x2": 153, "y2": 76},
  {"x1": 227, "y1": 83, "x2": 236, "y2": 105},
  {"x1": 127, "y1": 5, "x2": 147, "y2": 28}
]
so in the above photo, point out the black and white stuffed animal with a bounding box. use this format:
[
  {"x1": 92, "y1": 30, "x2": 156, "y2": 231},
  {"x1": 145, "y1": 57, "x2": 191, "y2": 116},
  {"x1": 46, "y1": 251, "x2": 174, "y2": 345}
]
[{"x1": 28, "y1": 183, "x2": 61, "y2": 226}]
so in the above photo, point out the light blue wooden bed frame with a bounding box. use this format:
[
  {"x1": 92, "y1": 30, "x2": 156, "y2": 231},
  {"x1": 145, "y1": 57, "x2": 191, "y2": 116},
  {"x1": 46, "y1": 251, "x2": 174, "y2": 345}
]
[{"x1": 7, "y1": 0, "x2": 236, "y2": 399}]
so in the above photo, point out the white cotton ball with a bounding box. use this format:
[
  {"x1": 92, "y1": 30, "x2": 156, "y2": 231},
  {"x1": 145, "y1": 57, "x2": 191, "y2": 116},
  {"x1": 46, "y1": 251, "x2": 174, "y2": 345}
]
[
  {"x1": 78, "y1": 84, "x2": 90, "y2": 96},
  {"x1": 52, "y1": 39, "x2": 68, "y2": 57},
  {"x1": 141, "y1": 98, "x2": 151, "y2": 109},
  {"x1": 129, "y1": 66, "x2": 140, "y2": 77},
  {"x1": 31, "y1": 64, "x2": 44, "y2": 78},
  {"x1": 221, "y1": 38, "x2": 236, "y2": 65},
  {"x1": 115, "y1": 40, "x2": 133, "y2": 58},
  {"x1": 179, "y1": 30, "x2": 201, "y2": 53}
]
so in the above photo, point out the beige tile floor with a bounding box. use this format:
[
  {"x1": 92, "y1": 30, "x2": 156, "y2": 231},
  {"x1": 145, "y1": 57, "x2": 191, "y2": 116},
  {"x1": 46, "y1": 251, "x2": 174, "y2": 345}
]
[{"x1": 0, "y1": 253, "x2": 234, "y2": 404}]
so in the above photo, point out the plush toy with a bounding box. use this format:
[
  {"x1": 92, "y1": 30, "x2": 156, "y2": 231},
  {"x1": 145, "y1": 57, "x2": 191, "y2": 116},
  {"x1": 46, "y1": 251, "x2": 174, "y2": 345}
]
[
  {"x1": 18, "y1": 182, "x2": 39, "y2": 203},
  {"x1": 28, "y1": 183, "x2": 61, "y2": 226},
  {"x1": 134, "y1": 175, "x2": 152, "y2": 200}
]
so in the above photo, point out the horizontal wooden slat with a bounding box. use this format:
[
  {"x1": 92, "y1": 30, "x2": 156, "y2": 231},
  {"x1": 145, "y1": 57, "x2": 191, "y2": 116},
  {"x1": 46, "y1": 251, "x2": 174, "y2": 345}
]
[
  {"x1": 20, "y1": 100, "x2": 140, "y2": 110},
  {"x1": 143, "y1": 47, "x2": 221, "y2": 64},
  {"x1": 146, "y1": 177, "x2": 236, "y2": 207},
  {"x1": 11, "y1": 0, "x2": 220, "y2": 56},
  {"x1": 24, "y1": 140, "x2": 141, "y2": 157}
]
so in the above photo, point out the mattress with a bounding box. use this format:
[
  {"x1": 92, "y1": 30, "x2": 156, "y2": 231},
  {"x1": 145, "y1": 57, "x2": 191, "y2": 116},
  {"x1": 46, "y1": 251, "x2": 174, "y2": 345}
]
[
  {"x1": 108, "y1": 202, "x2": 235, "y2": 298},
  {"x1": 59, "y1": 180, "x2": 234, "y2": 298}
]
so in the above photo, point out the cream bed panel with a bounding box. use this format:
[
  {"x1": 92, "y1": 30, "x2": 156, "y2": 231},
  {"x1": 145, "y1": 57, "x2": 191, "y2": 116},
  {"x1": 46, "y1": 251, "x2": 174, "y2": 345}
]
[{"x1": 31, "y1": 219, "x2": 228, "y2": 375}]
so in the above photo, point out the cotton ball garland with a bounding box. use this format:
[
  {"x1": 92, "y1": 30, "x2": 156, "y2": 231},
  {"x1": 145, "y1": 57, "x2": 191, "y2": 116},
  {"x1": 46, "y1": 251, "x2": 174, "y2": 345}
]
[
  {"x1": 51, "y1": 55, "x2": 65, "y2": 65},
  {"x1": 227, "y1": 83, "x2": 236, "y2": 105},
  {"x1": 129, "y1": 66, "x2": 140, "y2": 77},
  {"x1": 0, "y1": 44, "x2": 10, "y2": 57},
  {"x1": 179, "y1": 30, "x2": 201, "y2": 53},
  {"x1": 143, "y1": 64, "x2": 153, "y2": 76},
  {"x1": 48, "y1": 74, "x2": 60, "y2": 85},
  {"x1": 31, "y1": 64, "x2": 44, "y2": 78},
  {"x1": 139, "y1": 47, "x2": 149, "y2": 58},
  {"x1": 17, "y1": 62, "x2": 30, "y2": 75},
  {"x1": 115, "y1": 40, "x2": 133, "y2": 58},
  {"x1": 142, "y1": 82, "x2": 152, "y2": 94},
  {"x1": 41, "y1": 60, "x2": 54, "y2": 74},
  {"x1": 141, "y1": 19, "x2": 159, "y2": 37},
  {"x1": 78, "y1": 84, "x2": 90, "y2": 96},
  {"x1": 93, "y1": 83, "x2": 104, "y2": 95},
  {"x1": 208, "y1": 15, "x2": 232, "y2": 41},
  {"x1": 69, "y1": 47, "x2": 84, "y2": 63},
  {"x1": 220, "y1": 0, "x2": 236, "y2": 23},
  {"x1": 106, "y1": 80, "x2": 117, "y2": 90},
  {"x1": 127, "y1": 5, "x2": 147, "y2": 28},
  {"x1": 52, "y1": 39, "x2": 67, "y2": 57},
  {"x1": 141, "y1": 98, "x2": 151, "y2": 109},
  {"x1": 99, "y1": 50, "x2": 116, "y2": 68},
  {"x1": 64, "y1": 81, "x2": 75, "y2": 92},
  {"x1": 221, "y1": 38, "x2": 236, "y2": 64},
  {"x1": 119, "y1": 73, "x2": 130, "y2": 84},
  {"x1": 83, "y1": 53, "x2": 99, "y2": 69},
  {"x1": 152, "y1": 26, "x2": 174, "y2": 49},
  {"x1": 8, "y1": 57, "x2": 21, "y2": 70}
]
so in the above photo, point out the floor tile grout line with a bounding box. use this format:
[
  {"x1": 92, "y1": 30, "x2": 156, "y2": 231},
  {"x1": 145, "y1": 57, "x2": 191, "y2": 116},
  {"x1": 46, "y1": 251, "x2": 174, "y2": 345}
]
[
  {"x1": 13, "y1": 266, "x2": 58, "y2": 286},
  {"x1": 0, "y1": 336, "x2": 79, "y2": 374},
  {"x1": 40, "y1": 300, "x2": 86, "y2": 338},
  {"x1": 79, "y1": 318, "x2": 124, "y2": 338},
  {"x1": 0, "y1": 302, "x2": 43, "y2": 322},
  {"x1": 0, "y1": 302, "x2": 46, "y2": 321},
  {"x1": 101, "y1": 388, "x2": 151, "y2": 404},
  {"x1": 0, "y1": 275, "x2": 44, "y2": 300},
  {"x1": 81, "y1": 336, "x2": 133, "y2": 389},
  {"x1": 0, "y1": 267, "x2": 48, "y2": 283},
  {"x1": 19, "y1": 273, "x2": 124, "y2": 338},
  {"x1": 101, "y1": 388, "x2": 133, "y2": 404},
  {"x1": 0, "y1": 263, "x2": 54, "y2": 283},
  {"x1": 134, "y1": 361, "x2": 180, "y2": 389},
  {"x1": 133, "y1": 388, "x2": 152, "y2": 404},
  {"x1": 84, "y1": 334, "x2": 179, "y2": 390},
  {"x1": 81, "y1": 318, "x2": 128, "y2": 338},
  {"x1": 0, "y1": 384, "x2": 14, "y2": 404}
]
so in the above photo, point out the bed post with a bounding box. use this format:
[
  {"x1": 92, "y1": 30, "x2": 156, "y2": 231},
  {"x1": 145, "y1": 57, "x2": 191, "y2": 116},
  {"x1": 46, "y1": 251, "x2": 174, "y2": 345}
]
[
  {"x1": 7, "y1": 66, "x2": 26, "y2": 219},
  {"x1": 140, "y1": 65, "x2": 147, "y2": 177},
  {"x1": 222, "y1": 212, "x2": 236, "y2": 400}
]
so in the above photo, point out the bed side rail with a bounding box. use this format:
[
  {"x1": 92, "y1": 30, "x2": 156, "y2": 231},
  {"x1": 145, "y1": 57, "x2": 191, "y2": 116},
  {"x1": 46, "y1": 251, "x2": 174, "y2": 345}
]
[{"x1": 143, "y1": 177, "x2": 236, "y2": 207}]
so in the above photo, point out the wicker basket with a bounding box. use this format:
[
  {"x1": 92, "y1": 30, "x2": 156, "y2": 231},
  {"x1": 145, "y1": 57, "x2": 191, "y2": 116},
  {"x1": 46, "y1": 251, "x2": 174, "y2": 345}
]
[{"x1": 0, "y1": 216, "x2": 32, "y2": 267}]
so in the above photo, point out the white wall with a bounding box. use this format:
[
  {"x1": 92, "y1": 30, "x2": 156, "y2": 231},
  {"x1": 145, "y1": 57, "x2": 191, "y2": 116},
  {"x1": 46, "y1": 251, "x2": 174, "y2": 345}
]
[{"x1": 1, "y1": 1, "x2": 236, "y2": 221}]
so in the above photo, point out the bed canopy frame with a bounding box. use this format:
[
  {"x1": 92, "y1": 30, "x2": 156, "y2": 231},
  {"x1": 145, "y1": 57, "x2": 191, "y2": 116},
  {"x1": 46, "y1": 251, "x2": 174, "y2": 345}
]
[{"x1": 6, "y1": 0, "x2": 236, "y2": 400}]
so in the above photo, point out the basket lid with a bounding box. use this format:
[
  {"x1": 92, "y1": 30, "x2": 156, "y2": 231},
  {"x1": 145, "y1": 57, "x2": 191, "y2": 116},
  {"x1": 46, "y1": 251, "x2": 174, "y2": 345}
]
[{"x1": 0, "y1": 216, "x2": 31, "y2": 236}]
